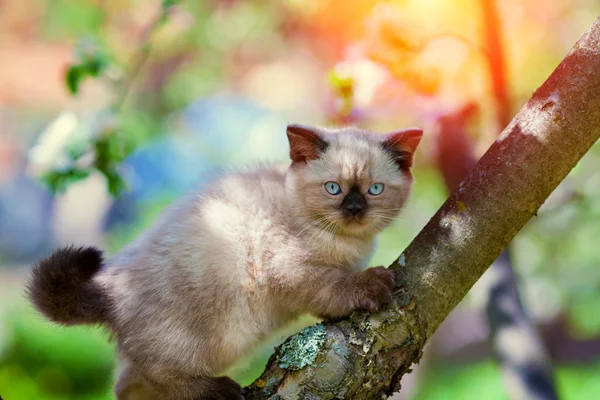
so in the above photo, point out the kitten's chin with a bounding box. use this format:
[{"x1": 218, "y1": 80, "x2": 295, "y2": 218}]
[{"x1": 338, "y1": 216, "x2": 383, "y2": 237}]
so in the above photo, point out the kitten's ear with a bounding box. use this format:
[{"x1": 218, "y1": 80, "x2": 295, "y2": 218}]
[
  {"x1": 286, "y1": 124, "x2": 329, "y2": 163},
  {"x1": 381, "y1": 128, "x2": 423, "y2": 170}
]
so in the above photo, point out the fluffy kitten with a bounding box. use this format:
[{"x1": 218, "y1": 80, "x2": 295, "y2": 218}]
[{"x1": 28, "y1": 124, "x2": 422, "y2": 400}]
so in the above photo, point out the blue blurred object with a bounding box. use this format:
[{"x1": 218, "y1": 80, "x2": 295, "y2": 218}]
[
  {"x1": 119, "y1": 136, "x2": 213, "y2": 200},
  {"x1": 0, "y1": 170, "x2": 54, "y2": 263},
  {"x1": 104, "y1": 95, "x2": 289, "y2": 231},
  {"x1": 185, "y1": 96, "x2": 269, "y2": 148},
  {"x1": 183, "y1": 95, "x2": 289, "y2": 161},
  {"x1": 103, "y1": 135, "x2": 218, "y2": 231}
]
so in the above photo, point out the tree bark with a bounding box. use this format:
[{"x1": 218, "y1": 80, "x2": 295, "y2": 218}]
[
  {"x1": 243, "y1": 16, "x2": 600, "y2": 399},
  {"x1": 460, "y1": 2, "x2": 558, "y2": 398}
]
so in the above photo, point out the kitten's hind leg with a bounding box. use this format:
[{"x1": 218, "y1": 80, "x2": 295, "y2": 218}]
[
  {"x1": 115, "y1": 365, "x2": 159, "y2": 400},
  {"x1": 199, "y1": 376, "x2": 244, "y2": 400},
  {"x1": 146, "y1": 372, "x2": 243, "y2": 400}
]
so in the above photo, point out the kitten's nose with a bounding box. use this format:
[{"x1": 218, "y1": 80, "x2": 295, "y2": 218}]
[
  {"x1": 342, "y1": 190, "x2": 367, "y2": 216},
  {"x1": 345, "y1": 203, "x2": 363, "y2": 215}
]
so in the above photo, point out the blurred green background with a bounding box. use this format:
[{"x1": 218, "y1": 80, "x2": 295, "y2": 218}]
[{"x1": 1, "y1": 0, "x2": 600, "y2": 399}]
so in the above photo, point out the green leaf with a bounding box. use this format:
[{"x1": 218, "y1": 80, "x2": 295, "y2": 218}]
[
  {"x1": 65, "y1": 40, "x2": 111, "y2": 95},
  {"x1": 85, "y1": 54, "x2": 108, "y2": 76},
  {"x1": 327, "y1": 69, "x2": 355, "y2": 118},
  {"x1": 327, "y1": 70, "x2": 354, "y2": 98},
  {"x1": 41, "y1": 169, "x2": 91, "y2": 194},
  {"x1": 65, "y1": 65, "x2": 83, "y2": 94},
  {"x1": 94, "y1": 135, "x2": 128, "y2": 197},
  {"x1": 102, "y1": 169, "x2": 127, "y2": 197},
  {"x1": 162, "y1": 0, "x2": 181, "y2": 11},
  {"x1": 160, "y1": 0, "x2": 181, "y2": 23}
]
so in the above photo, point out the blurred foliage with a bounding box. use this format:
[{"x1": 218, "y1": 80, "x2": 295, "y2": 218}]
[
  {"x1": 65, "y1": 40, "x2": 111, "y2": 95},
  {"x1": 35, "y1": 0, "x2": 183, "y2": 197},
  {"x1": 2, "y1": 0, "x2": 600, "y2": 399},
  {"x1": 414, "y1": 360, "x2": 600, "y2": 400},
  {"x1": 328, "y1": 70, "x2": 355, "y2": 120},
  {"x1": 0, "y1": 303, "x2": 114, "y2": 399},
  {"x1": 3, "y1": 301, "x2": 600, "y2": 399}
]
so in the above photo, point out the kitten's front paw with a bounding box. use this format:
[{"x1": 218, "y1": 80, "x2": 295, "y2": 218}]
[{"x1": 356, "y1": 266, "x2": 396, "y2": 313}]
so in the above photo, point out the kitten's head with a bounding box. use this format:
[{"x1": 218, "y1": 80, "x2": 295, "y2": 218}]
[{"x1": 285, "y1": 124, "x2": 422, "y2": 237}]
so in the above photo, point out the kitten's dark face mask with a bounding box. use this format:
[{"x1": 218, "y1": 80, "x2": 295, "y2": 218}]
[
  {"x1": 340, "y1": 188, "x2": 368, "y2": 220},
  {"x1": 286, "y1": 124, "x2": 422, "y2": 237}
]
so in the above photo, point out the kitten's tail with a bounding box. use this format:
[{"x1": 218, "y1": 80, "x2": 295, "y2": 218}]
[{"x1": 27, "y1": 246, "x2": 110, "y2": 326}]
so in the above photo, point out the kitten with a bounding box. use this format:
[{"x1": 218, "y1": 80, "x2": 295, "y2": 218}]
[{"x1": 27, "y1": 124, "x2": 422, "y2": 400}]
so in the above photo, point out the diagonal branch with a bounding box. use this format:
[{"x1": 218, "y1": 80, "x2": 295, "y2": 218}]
[
  {"x1": 244, "y1": 16, "x2": 600, "y2": 399},
  {"x1": 434, "y1": 1, "x2": 558, "y2": 398}
]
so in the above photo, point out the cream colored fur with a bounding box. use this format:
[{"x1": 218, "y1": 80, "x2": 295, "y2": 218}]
[{"x1": 90, "y1": 125, "x2": 420, "y2": 399}]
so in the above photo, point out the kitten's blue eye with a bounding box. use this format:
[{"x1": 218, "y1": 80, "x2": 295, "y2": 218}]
[
  {"x1": 368, "y1": 183, "x2": 384, "y2": 195},
  {"x1": 324, "y1": 182, "x2": 342, "y2": 195}
]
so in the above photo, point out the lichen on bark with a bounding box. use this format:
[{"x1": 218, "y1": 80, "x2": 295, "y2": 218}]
[
  {"x1": 277, "y1": 324, "x2": 328, "y2": 370},
  {"x1": 246, "y1": 291, "x2": 425, "y2": 399}
]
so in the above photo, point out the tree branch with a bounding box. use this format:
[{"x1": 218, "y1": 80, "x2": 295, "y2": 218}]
[
  {"x1": 451, "y1": 1, "x2": 558, "y2": 397},
  {"x1": 244, "y1": 16, "x2": 600, "y2": 399}
]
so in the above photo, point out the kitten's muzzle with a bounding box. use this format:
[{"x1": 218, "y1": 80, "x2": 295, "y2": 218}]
[{"x1": 341, "y1": 190, "x2": 367, "y2": 217}]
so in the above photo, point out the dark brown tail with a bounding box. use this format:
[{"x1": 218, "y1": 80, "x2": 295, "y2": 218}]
[{"x1": 27, "y1": 246, "x2": 110, "y2": 326}]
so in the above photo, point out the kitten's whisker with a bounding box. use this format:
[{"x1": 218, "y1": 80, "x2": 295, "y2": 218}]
[
  {"x1": 295, "y1": 215, "x2": 330, "y2": 237},
  {"x1": 305, "y1": 218, "x2": 331, "y2": 249},
  {"x1": 289, "y1": 212, "x2": 328, "y2": 230},
  {"x1": 325, "y1": 218, "x2": 337, "y2": 241},
  {"x1": 308, "y1": 216, "x2": 338, "y2": 250},
  {"x1": 370, "y1": 214, "x2": 398, "y2": 220},
  {"x1": 369, "y1": 213, "x2": 398, "y2": 221}
]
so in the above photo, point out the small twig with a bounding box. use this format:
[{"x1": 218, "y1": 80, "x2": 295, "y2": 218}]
[{"x1": 113, "y1": 4, "x2": 175, "y2": 111}]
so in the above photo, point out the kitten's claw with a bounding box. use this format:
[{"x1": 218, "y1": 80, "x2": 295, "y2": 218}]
[
  {"x1": 368, "y1": 266, "x2": 396, "y2": 289},
  {"x1": 356, "y1": 266, "x2": 396, "y2": 312}
]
